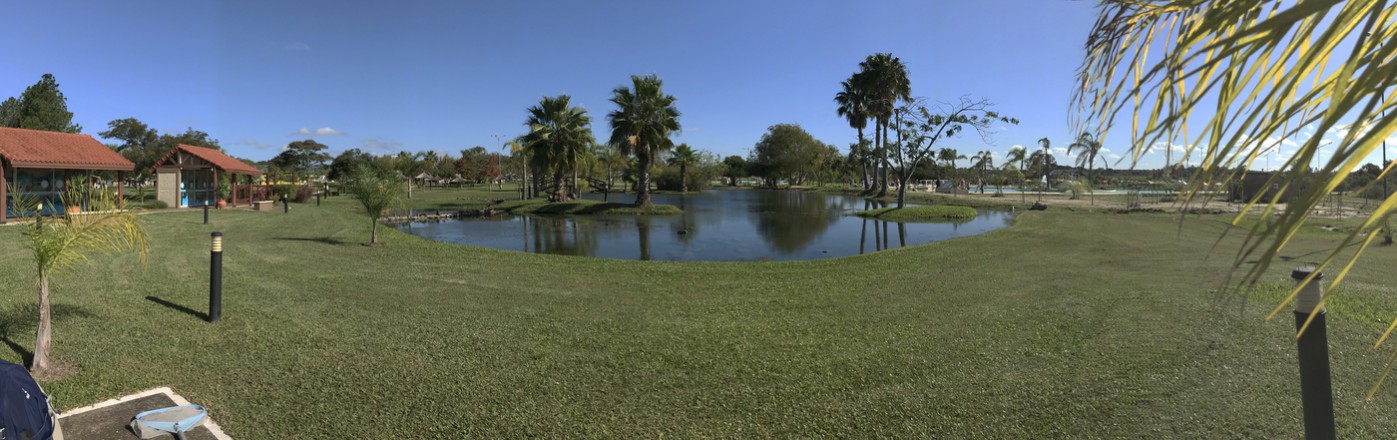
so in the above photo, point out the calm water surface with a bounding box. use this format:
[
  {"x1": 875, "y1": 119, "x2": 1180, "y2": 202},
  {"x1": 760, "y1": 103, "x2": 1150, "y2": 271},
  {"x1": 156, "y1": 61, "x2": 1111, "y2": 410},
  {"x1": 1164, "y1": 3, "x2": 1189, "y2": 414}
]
[{"x1": 396, "y1": 190, "x2": 1013, "y2": 262}]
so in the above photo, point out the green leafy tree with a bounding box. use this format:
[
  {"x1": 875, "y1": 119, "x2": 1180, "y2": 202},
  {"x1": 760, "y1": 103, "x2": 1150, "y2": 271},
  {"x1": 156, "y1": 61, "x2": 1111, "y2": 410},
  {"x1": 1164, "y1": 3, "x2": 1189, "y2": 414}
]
[
  {"x1": 344, "y1": 166, "x2": 404, "y2": 246},
  {"x1": 667, "y1": 143, "x2": 698, "y2": 192},
  {"x1": 2, "y1": 74, "x2": 81, "y2": 133},
  {"x1": 722, "y1": 155, "x2": 748, "y2": 186},
  {"x1": 523, "y1": 95, "x2": 594, "y2": 202},
  {"x1": 608, "y1": 74, "x2": 681, "y2": 207},
  {"x1": 1066, "y1": 131, "x2": 1105, "y2": 205},
  {"x1": 270, "y1": 139, "x2": 332, "y2": 177},
  {"x1": 8, "y1": 185, "x2": 148, "y2": 374},
  {"x1": 891, "y1": 99, "x2": 1015, "y2": 207},
  {"x1": 750, "y1": 124, "x2": 828, "y2": 187},
  {"x1": 1074, "y1": 1, "x2": 1397, "y2": 395}
]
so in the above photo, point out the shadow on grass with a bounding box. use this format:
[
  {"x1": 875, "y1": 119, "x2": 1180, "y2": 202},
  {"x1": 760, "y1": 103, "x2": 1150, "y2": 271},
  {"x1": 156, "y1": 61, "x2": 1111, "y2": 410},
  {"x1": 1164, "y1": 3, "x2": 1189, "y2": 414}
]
[
  {"x1": 0, "y1": 303, "x2": 96, "y2": 365},
  {"x1": 145, "y1": 296, "x2": 209, "y2": 322},
  {"x1": 274, "y1": 236, "x2": 348, "y2": 245}
]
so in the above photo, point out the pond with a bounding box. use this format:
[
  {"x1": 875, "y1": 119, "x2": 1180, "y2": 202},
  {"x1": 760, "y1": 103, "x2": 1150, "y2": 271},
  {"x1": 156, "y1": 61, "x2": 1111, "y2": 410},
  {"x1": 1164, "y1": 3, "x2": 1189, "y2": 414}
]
[{"x1": 396, "y1": 190, "x2": 1014, "y2": 262}]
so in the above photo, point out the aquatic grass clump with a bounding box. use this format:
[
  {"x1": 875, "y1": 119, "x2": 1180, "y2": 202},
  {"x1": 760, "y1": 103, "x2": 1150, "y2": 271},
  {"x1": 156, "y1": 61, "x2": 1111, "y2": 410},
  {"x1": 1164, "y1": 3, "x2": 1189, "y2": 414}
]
[
  {"x1": 855, "y1": 205, "x2": 977, "y2": 222},
  {"x1": 498, "y1": 198, "x2": 681, "y2": 215}
]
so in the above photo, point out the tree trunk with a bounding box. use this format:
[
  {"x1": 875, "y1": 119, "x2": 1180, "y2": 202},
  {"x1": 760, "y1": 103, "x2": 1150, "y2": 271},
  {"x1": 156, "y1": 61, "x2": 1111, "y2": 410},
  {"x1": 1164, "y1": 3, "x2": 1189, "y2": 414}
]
[
  {"x1": 551, "y1": 169, "x2": 567, "y2": 202},
  {"x1": 1088, "y1": 161, "x2": 1095, "y2": 205},
  {"x1": 370, "y1": 219, "x2": 379, "y2": 245},
  {"x1": 876, "y1": 122, "x2": 888, "y2": 197},
  {"x1": 572, "y1": 166, "x2": 579, "y2": 199},
  {"x1": 32, "y1": 276, "x2": 51, "y2": 373},
  {"x1": 897, "y1": 174, "x2": 909, "y2": 208},
  {"x1": 680, "y1": 164, "x2": 688, "y2": 193},
  {"x1": 635, "y1": 155, "x2": 652, "y2": 207},
  {"x1": 407, "y1": 180, "x2": 413, "y2": 199},
  {"x1": 860, "y1": 162, "x2": 869, "y2": 191}
]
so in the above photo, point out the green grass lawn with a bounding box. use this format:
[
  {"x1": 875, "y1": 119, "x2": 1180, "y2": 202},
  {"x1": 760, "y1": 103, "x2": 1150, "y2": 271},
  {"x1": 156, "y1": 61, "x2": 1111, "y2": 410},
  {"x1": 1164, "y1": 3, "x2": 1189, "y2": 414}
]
[
  {"x1": 855, "y1": 205, "x2": 978, "y2": 222},
  {"x1": 3, "y1": 187, "x2": 1397, "y2": 437}
]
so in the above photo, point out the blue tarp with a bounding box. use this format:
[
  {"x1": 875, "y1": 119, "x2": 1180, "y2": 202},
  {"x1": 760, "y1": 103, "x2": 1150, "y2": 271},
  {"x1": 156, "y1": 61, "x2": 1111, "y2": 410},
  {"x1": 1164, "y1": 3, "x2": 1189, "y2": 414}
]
[{"x1": 0, "y1": 360, "x2": 55, "y2": 440}]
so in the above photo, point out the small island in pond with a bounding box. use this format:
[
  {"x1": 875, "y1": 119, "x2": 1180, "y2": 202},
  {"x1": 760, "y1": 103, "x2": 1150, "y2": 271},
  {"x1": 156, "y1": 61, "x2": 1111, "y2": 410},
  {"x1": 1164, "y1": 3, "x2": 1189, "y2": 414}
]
[{"x1": 855, "y1": 205, "x2": 978, "y2": 222}]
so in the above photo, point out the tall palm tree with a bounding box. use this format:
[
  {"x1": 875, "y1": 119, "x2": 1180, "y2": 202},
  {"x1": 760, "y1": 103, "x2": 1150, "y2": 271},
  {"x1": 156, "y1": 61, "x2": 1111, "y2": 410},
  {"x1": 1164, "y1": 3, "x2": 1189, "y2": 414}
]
[
  {"x1": 971, "y1": 151, "x2": 994, "y2": 193},
  {"x1": 608, "y1": 74, "x2": 681, "y2": 207},
  {"x1": 1006, "y1": 145, "x2": 1029, "y2": 202},
  {"x1": 8, "y1": 185, "x2": 148, "y2": 374},
  {"x1": 1067, "y1": 131, "x2": 1104, "y2": 205},
  {"x1": 506, "y1": 139, "x2": 527, "y2": 200},
  {"x1": 523, "y1": 95, "x2": 594, "y2": 202},
  {"x1": 394, "y1": 151, "x2": 423, "y2": 199},
  {"x1": 834, "y1": 77, "x2": 871, "y2": 191},
  {"x1": 856, "y1": 53, "x2": 912, "y2": 198},
  {"x1": 1036, "y1": 137, "x2": 1051, "y2": 201},
  {"x1": 667, "y1": 143, "x2": 698, "y2": 193},
  {"x1": 937, "y1": 148, "x2": 967, "y2": 177}
]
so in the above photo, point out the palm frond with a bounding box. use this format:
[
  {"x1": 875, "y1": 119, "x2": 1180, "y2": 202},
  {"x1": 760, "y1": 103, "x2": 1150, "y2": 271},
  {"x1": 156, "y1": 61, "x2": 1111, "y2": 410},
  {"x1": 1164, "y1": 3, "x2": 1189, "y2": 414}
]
[{"x1": 1075, "y1": 0, "x2": 1397, "y2": 394}]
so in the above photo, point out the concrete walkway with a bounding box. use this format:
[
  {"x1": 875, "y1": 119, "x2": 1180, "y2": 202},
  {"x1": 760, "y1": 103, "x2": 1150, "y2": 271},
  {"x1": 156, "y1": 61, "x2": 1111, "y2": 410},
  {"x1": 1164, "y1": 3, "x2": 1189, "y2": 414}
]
[{"x1": 58, "y1": 387, "x2": 231, "y2": 440}]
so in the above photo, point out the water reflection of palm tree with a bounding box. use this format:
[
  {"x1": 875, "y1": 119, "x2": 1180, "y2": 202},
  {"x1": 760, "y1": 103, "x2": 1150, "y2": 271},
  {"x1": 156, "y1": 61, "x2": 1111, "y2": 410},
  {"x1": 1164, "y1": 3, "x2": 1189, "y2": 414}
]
[
  {"x1": 897, "y1": 222, "x2": 907, "y2": 247},
  {"x1": 859, "y1": 200, "x2": 870, "y2": 254},
  {"x1": 636, "y1": 215, "x2": 652, "y2": 260},
  {"x1": 530, "y1": 217, "x2": 599, "y2": 256},
  {"x1": 672, "y1": 194, "x2": 698, "y2": 243}
]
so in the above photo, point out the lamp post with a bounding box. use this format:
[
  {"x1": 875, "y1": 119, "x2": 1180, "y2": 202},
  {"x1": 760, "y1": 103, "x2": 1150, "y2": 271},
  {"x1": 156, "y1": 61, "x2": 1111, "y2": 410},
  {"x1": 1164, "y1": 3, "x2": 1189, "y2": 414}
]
[{"x1": 492, "y1": 134, "x2": 506, "y2": 192}]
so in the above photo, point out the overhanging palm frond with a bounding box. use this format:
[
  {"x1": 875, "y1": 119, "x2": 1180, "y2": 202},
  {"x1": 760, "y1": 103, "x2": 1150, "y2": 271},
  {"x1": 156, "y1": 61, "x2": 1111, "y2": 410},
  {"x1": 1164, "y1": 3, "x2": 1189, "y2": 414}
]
[{"x1": 1074, "y1": 0, "x2": 1397, "y2": 394}]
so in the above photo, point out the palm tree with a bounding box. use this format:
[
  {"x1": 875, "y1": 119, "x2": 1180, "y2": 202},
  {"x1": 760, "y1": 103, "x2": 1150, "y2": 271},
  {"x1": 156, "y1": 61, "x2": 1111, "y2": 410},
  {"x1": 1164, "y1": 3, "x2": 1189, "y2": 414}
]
[
  {"x1": 1066, "y1": 131, "x2": 1104, "y2": 205},
  {"x1": 523, "y1": 95, "x2": 594, "y2": 202},
  {"x1": 345, "y1": 166, "x2": 404, "y2": 246},
  {"x1": 608, "y1": 74, "x2": 681, "y2": 207},
  {"x1": 1036, "y1": 137, "x2": 1051, "y2": 201},
  {"x1": 667, "y1": 143, "x2": 698, "y2": 193},
  {"x1": 970, "y1": 151, "x2": 994, "y2": 193},
  {"x1": 9, "y1": 185, "x2": 148, "y2": 374},
  {"x1": 834, "y1": 77, "x2": 871, "y2": 191},
  {"x1": 856, "y1": 53, "x2": 912, "y2": 198},
  {"x1": 505, "y1": 139, "x2": 527, "y2": 200},
  {"x1": 1006, "y1": 145, "x2": 1028, "y2": 202},
  {"x1": 593, "y1": 144, "x2": 627, "y2": 201},
  {"x1": 394, "y1": 151, "x2": 423, "y2": 199},
  {"x1": 937, "y1": 148, "x2": 967, "y2": 178}
]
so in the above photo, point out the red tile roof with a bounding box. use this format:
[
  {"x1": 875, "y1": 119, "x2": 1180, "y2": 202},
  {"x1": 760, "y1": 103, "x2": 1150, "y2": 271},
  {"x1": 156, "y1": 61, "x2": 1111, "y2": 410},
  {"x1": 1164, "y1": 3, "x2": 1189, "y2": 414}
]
[
  {"x1": 0, "y1": 127, "x2": 135, "y2": 171},
  {"x1": 152, "y1": 144, "x2": 262, "y2": 175}
]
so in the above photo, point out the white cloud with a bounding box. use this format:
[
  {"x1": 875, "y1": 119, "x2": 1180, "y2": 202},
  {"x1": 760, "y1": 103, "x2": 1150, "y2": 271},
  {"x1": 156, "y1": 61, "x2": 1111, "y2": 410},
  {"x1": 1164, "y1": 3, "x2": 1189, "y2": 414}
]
[
  {"x1": 291, "y1": 127, "x2": 345, "y2": 137},
  {"x1": 285, "y1": 42, "x2": 311, "y2": 52},
  {"x1": 362, "y1": 137, "x2": 403, "y2": 152},
  {"x1": 234, "y1": 139, "x2": 274, "y2": 150}
]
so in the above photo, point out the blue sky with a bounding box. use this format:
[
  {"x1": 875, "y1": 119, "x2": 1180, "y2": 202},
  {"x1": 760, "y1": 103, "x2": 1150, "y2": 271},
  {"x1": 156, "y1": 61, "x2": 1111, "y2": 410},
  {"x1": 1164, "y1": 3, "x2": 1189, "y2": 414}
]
[{"x1": 11, "y1": 0, "x2": 1364, "y2": 170}]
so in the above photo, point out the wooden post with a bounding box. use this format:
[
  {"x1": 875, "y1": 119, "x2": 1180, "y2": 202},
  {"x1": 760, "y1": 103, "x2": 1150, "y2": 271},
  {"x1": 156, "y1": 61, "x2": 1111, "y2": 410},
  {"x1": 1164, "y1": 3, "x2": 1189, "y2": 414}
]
[
  {"x1": 213, "y1": 168, "x2": 220, "y2": 208},
  {"x1": 117, "y1": 171, "x2": 125, "y2": 210},
  {"x1": 0, "y1": 161, "x2": 7, "y2": 224}
]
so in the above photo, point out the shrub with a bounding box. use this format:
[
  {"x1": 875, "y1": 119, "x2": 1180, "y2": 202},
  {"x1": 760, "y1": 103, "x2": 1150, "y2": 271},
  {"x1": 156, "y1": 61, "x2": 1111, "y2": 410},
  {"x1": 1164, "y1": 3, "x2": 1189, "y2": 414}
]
[
  {"x1": 141, "y1": 199, "x2": 168, "y2": 210},
  {"x1": 653, "y1": 166, "x2": 711, "y2": 192},
  {"x1": 295, "y1": 185, "x2": 313, "y2": 203}
]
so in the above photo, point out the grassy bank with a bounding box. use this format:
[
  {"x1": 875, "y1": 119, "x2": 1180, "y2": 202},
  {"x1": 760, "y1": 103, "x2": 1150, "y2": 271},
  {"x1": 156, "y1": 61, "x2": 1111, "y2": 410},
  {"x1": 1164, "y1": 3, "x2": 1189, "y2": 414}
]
[
  {"x1": 855, "y1": 205, "x2": 978, "y2": 222},
  {"x1": 1, "y1": 187, "x2": 1396, "y2": 437},
  {"x1": 495, "y1": 197, "x2": 682, "y2": 215}
]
